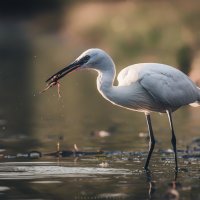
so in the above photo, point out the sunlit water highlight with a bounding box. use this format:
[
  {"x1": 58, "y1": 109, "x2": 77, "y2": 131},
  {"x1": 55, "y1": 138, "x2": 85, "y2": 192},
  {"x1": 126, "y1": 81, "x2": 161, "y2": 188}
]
[{"x1": 0, "y1": 151, "x2": 199, "y2": 200}]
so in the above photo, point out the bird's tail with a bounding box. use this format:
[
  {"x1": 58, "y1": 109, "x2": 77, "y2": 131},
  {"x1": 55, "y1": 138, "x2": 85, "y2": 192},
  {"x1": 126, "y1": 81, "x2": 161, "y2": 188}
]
[
  {"x1": 190, "y1": 101, "x2": 200, "y2": 107},
  {"x1": 190, "y1": 87, "x2": 200, "y2": 107}
]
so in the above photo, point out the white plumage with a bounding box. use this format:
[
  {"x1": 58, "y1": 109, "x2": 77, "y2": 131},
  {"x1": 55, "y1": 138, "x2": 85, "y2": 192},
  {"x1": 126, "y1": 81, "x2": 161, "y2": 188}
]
[
  {"x1": 117, "y1": 63, "x2": 200, "y2": 110},
  {"x1": 46, "y1": 48, "x2": 200, "y2": 171}
]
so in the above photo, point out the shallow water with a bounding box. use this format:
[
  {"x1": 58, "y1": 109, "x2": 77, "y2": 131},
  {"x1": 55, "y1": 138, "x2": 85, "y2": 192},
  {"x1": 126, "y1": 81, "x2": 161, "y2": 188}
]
[{"x1": 0, "y1": 148, "x2": 200, "y2": 200}]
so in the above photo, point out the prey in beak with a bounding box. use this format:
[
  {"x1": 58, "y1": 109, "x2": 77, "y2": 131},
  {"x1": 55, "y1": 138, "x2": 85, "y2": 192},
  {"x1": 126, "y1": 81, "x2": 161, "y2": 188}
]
[{"x1": 40, "y1": 55, "x2": 90, "y2": 97}]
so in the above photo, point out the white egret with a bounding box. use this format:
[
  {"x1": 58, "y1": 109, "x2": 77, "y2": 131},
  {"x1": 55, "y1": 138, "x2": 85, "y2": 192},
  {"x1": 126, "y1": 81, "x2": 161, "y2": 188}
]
[{"x1": 46, "y1": 48, "x2": 200, "y2": 171}]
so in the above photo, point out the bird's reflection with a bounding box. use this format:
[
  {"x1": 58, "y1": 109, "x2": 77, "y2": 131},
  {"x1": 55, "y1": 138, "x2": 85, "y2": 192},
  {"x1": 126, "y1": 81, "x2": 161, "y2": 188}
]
[
  {"x1": 145, "y1": 170, "x2": 156, "y2": 199},
  {"x1": 145, "y1": 170, "x2": 180, "y2": 200},
  {"x1": 166, "y1": 171, "x2": 180, "y2": 200}
]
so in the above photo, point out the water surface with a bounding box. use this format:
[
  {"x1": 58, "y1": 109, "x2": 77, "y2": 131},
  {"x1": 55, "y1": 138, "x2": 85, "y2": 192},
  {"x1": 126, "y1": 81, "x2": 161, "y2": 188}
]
[{"x1": 0, "y1": 146, "x2": 200, "y2": 200}]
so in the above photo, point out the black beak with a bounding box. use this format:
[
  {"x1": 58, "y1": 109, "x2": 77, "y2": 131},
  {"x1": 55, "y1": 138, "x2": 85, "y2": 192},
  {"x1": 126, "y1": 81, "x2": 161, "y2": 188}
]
[
  {"x1": 45, "y1": 61, "x2": 80, "y2": 85},
  {"x1": 45, "y1": 55, "x2": 90, "y2": 86},
  {"x1": 46, "y1": 55, "x2": 90, "y2": 86}
]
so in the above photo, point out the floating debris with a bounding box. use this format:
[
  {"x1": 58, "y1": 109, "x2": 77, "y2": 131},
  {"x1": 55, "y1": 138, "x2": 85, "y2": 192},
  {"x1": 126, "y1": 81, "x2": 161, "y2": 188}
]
[
  {"x1": 91, "y1": 130, "x2": 111, "y2": 138},
  {"x1": 160, "y1": 149, "x2": 174, "y2": 154},
  {"x1": 2, "y1": 139, "x2": 200, "y2": 161},
  {"x1": 44, "y1": 149, "x2": 104, "y2": 158},
  {"x1": 28, "y1": 151, "x2": 42, "y2": 159},
  {"x1": 3, "y1": 150, "x2": 41, "y2": 159},
  {"x1": 99, "y1": 162, "x2": 109, "y2": 167},
  {"x1": 31, "y1": 180, "x2": 62, "y2": 184},
  {"x1": 16, "y1": 153, "x2": 29, "y2": 158},
  {"x1": 138, "y1": 132, "x2": 148, "y2": 138},
  {"x1": 4, "y1": 155, "x2": 16, "y2": 159}
]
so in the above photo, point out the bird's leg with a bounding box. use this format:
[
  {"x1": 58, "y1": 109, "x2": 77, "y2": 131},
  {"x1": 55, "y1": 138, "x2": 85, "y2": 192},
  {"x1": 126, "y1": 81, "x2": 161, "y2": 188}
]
[
  {"x1": 144, "y1": 114, "x2": 155, "y2": 171},
  {"x1": 167, "y1": 110, "x2": 178, "y2": 172}
]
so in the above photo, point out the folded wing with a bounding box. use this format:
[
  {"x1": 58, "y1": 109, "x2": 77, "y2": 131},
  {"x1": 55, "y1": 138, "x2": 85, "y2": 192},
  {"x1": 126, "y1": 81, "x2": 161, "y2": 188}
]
[{"x1": 118, "y1": 63, "x2": 199, "y2": 108}]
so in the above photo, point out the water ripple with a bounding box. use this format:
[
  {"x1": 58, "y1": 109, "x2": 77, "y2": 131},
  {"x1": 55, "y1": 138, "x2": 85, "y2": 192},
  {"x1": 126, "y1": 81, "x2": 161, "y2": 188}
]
[{"x1": 0, "y1": 162, "x2": 131, "y2": 180}]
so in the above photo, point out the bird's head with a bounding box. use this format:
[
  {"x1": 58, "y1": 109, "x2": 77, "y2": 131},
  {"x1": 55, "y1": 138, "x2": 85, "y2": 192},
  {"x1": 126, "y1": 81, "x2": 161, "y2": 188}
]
[{"x1": 45, "y1": 48, "x2": 113, "y2": 85}]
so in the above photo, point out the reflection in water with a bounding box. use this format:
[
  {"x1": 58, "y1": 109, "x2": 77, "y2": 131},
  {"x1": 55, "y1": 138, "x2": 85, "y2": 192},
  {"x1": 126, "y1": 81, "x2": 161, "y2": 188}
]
[
  {"x1": 0, "y1": 149, "x2": 199, "y2": 200},
  {"x1": 164, "y1": 181, "x2": 180, "y2": 200},
  {"x1": 146, "y1": 170, "x2": 180, "y2": 200},
  {"x1": 146, "y1": 171, "x2": 156, "y2": 199}
]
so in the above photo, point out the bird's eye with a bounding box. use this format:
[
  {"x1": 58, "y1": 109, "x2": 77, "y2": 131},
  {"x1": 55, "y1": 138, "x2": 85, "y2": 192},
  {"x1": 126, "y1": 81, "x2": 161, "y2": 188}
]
[{"x1": 79, "y1": 55, "x2": 90, "y2": 65}]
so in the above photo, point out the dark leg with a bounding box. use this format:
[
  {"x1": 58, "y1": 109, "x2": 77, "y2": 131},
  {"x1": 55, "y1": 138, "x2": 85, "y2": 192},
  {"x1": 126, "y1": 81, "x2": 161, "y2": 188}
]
[
  {"x1": 166, "y1": 110, "x2": 178, "y2": 172},
  {"x1": 144, "y1": 114, "x2": 155, "y2": 171}
]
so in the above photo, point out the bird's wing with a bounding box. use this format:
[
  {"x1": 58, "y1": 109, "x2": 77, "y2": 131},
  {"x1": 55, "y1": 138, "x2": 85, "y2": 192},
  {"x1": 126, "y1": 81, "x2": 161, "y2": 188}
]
[
  {"x1": 118, "y1": 63, "x2": 199, "y2": 108},
  {"x1": 138, "y1": 64, "x2": 198, "y2": 107}
]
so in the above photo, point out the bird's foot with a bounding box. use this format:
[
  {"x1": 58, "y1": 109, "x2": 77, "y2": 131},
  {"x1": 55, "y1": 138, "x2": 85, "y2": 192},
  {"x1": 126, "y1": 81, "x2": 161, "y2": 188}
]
[
  {"x1": 143, "y1": 166, "x2": 151, "y2": 173},
  {"x1": 175, "y1": 166, "x2": 179, "y2": 173}
]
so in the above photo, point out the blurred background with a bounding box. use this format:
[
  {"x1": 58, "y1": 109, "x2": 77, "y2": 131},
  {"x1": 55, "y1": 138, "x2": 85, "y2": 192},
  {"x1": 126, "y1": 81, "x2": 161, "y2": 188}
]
[{"x1": 0, "y1": 0, "x2": 200, "y2": 153}]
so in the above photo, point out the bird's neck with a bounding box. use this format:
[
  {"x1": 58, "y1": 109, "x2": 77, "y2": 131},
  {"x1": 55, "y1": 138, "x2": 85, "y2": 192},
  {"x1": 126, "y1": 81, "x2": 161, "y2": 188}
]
[{"x1": 96, "y1": 64, "x2": 117, "y2": 103}]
